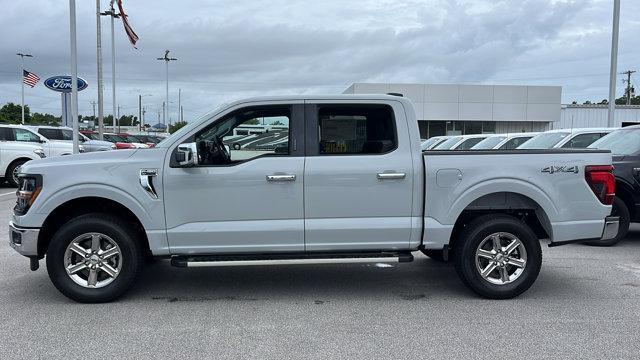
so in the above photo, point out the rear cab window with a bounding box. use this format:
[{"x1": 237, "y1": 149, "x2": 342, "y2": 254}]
[{"x1": 315, "y1": 104, "x2": 397, "y2": 155}]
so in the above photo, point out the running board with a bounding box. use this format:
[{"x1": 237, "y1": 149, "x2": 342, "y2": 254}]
[{"x1": 171, "y1": 252, "x2": 414, "y2": 268}]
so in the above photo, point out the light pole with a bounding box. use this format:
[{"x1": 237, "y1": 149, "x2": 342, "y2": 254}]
[
  {"x1": 156, "y1": 50, "x2": 178, "y2": 129},
  {"x1": 607, "y1": 0, "x2": 620, "y2": 127},
  {"x1": 95, "y1": 0, "x2": 105, "y2": 140},
  {"x1": 16, "y1": 53, "x2": 33, "y2": 124},
  {"x1": 101, "y1": 1, "x2": 119, "y2": 136},
  {"x1": 68, "y1": 0, "x2": 80, "y2": 154}
]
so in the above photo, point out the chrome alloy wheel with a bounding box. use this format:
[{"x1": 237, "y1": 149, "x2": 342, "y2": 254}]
[
  {"x1": 63, "y1": 233, "x2": 122, "y2": 288},
  {"x1": 475, "y1": 232, "x2": 527, "y2": 285},
  {"x1": 12, "y1": 165, "x2": 20, "y2": 185}
]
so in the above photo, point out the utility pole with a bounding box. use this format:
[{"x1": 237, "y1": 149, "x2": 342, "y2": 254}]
[
  {"x1": 607, "y1": 0, "x2": 620, "y2": 128},
  {"x1": 95, "y1": 0, "x2": 105, "y2": 140},
  {"x1": 620, "y1": 70, "x2": 636, "y2": 105},
  {"x1": 142, "y1": 106, "x2": 146, "y2": 130},
  {"x1": 138, "y1": 94, "x2": 142, "y2": 131},
  {"x1": 178, "y1": 88, "x2": 181, "y2": 123},
  {"x1": 16, "y1": 53, "x2": 33, "y2": 124},
  {"x1": 117, "y1": 104, "x2": 121, "y2": 133},
  {"x1": 100, "y1": 1, "x2": 120, "y2": 136},
  {"x1": 90, "y1": 100, "x2": 97, "y2": 118},
  {"x1": 161, "y1": 101, "x2": 165, "y2": 127},
  {"x1": 156, "y1": 50, "x2": 178, "y2": 128},
  {"x1": 180, "y1": 105, "x2": 184, "y2": 123}
]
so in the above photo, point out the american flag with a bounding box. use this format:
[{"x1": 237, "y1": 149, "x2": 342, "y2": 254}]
[
  {"x1": 23, "y1": 70, "x2": 40, "y2": 88},
  {"x1": 116, "y1": 0, "x2": 139, "y2": 48}
]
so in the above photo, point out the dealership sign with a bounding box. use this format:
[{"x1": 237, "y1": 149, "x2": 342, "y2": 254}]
[{"x1": 44, "y1": 76, "x2": 88, "y2": 93}]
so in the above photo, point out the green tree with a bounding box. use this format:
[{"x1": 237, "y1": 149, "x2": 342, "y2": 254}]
[
  {"x1": 30, "y1": 112, "x2": 61, "y2": 126},
  {"x1": 0, "y1": 103, "x2": 29, "y2": 123},
  {"x1": 169, "y1": 121, "x2": 187, "y2": 134}
]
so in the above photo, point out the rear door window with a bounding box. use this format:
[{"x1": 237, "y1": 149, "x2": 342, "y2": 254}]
[
  {"x1": 38, "y1": 128, "x2": 62, "y2": 140},
  {"x1": 316, "y1": 105, "x2": 396, "y2": 155}
]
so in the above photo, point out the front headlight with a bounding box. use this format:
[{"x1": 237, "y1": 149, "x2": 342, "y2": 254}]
[
  {"x1": 110, "y1": 144, "x2": 117, "y2": 150},
  {"x1": 33, "y1": 149, "x2": 46, "y2": 158},
  {"x1": 79, "y1": 145, "x2": 85, "y2": 153},
  {"x1": 14, "y1": 175, "x2": 42, "y2": 216}
]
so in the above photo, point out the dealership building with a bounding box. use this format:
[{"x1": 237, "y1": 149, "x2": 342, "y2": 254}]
[{"x1": 343, "y1": 83, "x2": 640, "y2": 138}]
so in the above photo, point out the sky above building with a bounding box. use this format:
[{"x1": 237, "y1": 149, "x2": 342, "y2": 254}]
[{"x1": 0, "y1": 0, "x2": 638, "y2": 123}]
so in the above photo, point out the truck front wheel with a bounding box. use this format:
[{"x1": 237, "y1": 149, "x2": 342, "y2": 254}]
[
  {"x1": 453, "y1": 214, "x2": 542, "y2": 299},
  {"x1": 46, "y1": 214, "x2": 144, "y2": 303}
]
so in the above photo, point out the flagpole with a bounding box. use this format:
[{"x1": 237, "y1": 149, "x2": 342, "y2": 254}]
[
  {"x1": 69, "y1": 0, "x2": 80, "y2": 154},
  {"x1": 96, "y1": 0, "x2": 105, "y2": 140},
  {"x1": 20, "y1": 57, "x2": 24, "y2": 125},
  {"x1": 16, "y1": 53, "x2": 33, "y2": 124}
]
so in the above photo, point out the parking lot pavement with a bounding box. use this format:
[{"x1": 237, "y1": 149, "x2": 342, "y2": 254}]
[{"x1": 0, "y1": 189, "x2": 639, "y2": 359}]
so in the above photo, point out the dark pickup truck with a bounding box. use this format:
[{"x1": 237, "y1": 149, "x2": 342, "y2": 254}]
[{"x1": 589, "y1": 125, "x2": 640, "y2": 245}]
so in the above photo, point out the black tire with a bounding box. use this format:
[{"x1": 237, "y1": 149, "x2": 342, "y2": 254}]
[
  {"x1": 420, "y1": 248, "x2": 446, "y2": 262},
  {"x1": 453, "y1": 214, "x2": 542, "y2": 299},
  {"x1": 585, "y1": 197, "x2": 630, "y2": 247},
  {"x1": 46, "y1": 213, "x2": 144, "y2": 303},
  {"x1": 5, "y1": 159, "x2": 28, "y2": 187}
]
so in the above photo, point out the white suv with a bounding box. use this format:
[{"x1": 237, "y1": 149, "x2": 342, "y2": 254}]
[
  {"x1": 27, "y1": 125, "x2": 114, "y2": 152},
  {"x1": 0, "y1": 124, "x2": 83, "y2": 158},
  {"x1": 0, "y1": 126, "x2": 46, "y2": 186}
]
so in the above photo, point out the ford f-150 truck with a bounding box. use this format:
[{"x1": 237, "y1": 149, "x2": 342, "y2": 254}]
[{"x1": 8, "y1": 95, "x2": 619, "y2": 303}]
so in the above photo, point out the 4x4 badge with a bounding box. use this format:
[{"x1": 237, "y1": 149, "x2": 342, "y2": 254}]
[{"x1": 541, "y1": 166, "x2": 579, "y2": 174}]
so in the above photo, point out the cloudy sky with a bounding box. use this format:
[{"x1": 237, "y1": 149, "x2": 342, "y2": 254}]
[{"x1": 0, "y1": 0, "x2": 638, "y2": 124}]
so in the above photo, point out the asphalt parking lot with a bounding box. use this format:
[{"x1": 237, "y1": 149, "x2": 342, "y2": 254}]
[{"x1": 1, "y1": 188, "x2": 639, "y2": 359}]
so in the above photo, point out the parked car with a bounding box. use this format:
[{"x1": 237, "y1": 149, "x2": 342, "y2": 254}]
[
  {"x1": 95, "y1": 133, "x2": 136, "y2": 149},
  {"x1": 470, "y1": 134, "x2": 508, "y2": 150},
  {"x1": 0, "y1": 124, "x2": 83, "y2": 158},
  {"x1": 28, "y1": 125, "x2": 115, "y2": 152},
  {"x1": 111, "y1": 133, "x2": 150, "y2": 149},
  {"x1": 128, "y1": 134, "x2": 158, "y2": 148},
  {"x1": 433, "y1": 134, "x2": 490, "y2": 150},
  {"x1": 0, "y1": 127, "x2": 45, "y2": 186},
  {"x1": 517, "y1": 128, "x2": 614, "y2": 150},
  {"x1": 471, "y1": 133, "x2": 540, "y2": 150},
  {"x1": 420, "y1": 136, "x2": 450, "y2": 151},
  {"x1": 587, "y1": 125, "x2": 640, "y2": 246},
  {"x1": 10, "y1": 95, "x2": 618, "y2": 302}
]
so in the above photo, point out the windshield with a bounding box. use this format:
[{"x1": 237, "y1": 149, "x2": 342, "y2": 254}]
[
  {"x1": 433, "y1": 136, "x2": 462, "y2": 150},
  {"x1": 455, "y1": 137, "x2": 487, "y2": 150},
  {"x1": 421, "y1": 137, "x2": 444, "y2": 150},
  {"x1": 517, "y1": 132, "x2": 569, "y2": 149},
  {"x1": 84, "y1": 133, "x2": 100, "y2": 140},
  {"x1": 124, "y1": 135, "x2": 143, "y2": 143},
  {"x1": 471, "y1": 136, "x2": 506, "y2": 149},
  {"x1": 588, "y1": 128, "x2": 640, "y2": 155},
  {"x1": 104, "y1": 134, "x2": 127, "y2": 142}
]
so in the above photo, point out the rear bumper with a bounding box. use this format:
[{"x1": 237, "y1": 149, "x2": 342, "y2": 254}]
[
  {"x1": 548, "y1": 216, "x2": 619, "y2": 247},
  {"x1": 600, "y1": 216, "x2": 620, "y2": 240},
  {"x1": 8, "y1": 222, "x2": 39, "y2": 257}
]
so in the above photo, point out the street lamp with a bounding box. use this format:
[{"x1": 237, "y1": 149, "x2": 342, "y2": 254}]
[
  {"x1": 156, "y1": 50, "x2": 177, "y2": 129},
  {"x1": 16, "y1": 53, "x2": 33, "y2": 124}
]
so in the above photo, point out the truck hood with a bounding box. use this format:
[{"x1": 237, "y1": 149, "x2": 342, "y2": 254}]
[{"x1": 20, "y1": 149, "x2": 138, "y2": 175}]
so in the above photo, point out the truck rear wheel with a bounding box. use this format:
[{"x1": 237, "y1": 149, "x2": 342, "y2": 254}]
[
  {"x1": 453, "y1": 214, "x2": 541, "y2": 299},
  {"x1": 46, "y1": 214, "x2": 143, "y2": 303}
]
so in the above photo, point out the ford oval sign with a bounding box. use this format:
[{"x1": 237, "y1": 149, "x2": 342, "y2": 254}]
[{"x1": 44, "y1": 76, "x2": 88, "y2": 93}]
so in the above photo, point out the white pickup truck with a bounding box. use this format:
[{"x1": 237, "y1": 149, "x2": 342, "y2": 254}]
[{"x1": 9, "y1": 95, "x2": 619, "y2": 302}]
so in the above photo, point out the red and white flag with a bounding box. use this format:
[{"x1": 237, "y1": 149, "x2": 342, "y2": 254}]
[
  {"x1": 23, "y1": 70, "x2": 40, "y2": 88},
  {"x1": 116, "y1": 0, "x2": 139, "y2": 48}
]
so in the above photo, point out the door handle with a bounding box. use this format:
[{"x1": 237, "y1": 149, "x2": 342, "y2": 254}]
[
  {"x1": 266, "y1": 174, "x2": 296, "y2": 182},
  {"x1": 377, "y1": 172, "x2": 406, "y2": 180}
]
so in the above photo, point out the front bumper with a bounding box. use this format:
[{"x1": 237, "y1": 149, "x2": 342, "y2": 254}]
[{"x1": 8, "y1": 221, "x2": 39, "y2": 257}]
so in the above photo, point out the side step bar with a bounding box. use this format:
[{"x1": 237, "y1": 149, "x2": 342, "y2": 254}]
[{"x1": 171, "y1": 251, "x2": 414, "y2": 268}]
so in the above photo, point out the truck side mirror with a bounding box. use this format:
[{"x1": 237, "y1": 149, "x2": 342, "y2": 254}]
[{"x1": 176, "y1": 142, "x2": 198, "y2": 167}]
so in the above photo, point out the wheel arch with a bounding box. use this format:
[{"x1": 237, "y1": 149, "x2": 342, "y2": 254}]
[
  {"x1": 615, "y1": 178, "x2": 636, "y2": 220},
  {"x1": 37, "y1": 196, "x2": 151, "y2": 258},
  {"x1": 448, "y1": 191, "x2": 553, "y2": 252}
]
